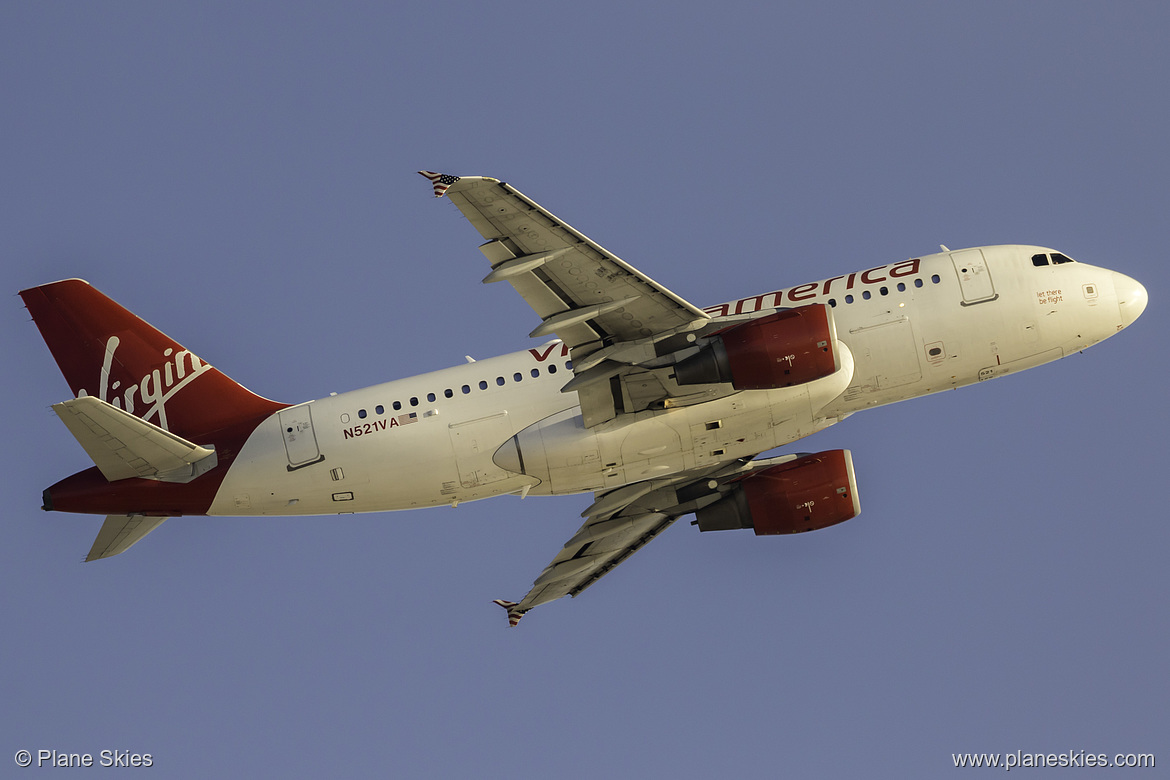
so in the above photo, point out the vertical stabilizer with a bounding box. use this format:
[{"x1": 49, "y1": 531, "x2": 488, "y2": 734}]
[{"x1": 20, "y1": 279, "x2": 286, "y2": 440}]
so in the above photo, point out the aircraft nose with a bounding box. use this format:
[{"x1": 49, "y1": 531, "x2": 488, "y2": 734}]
[{"x1": 1114, "y1": 272, "x2": 1149, "y2": 328}]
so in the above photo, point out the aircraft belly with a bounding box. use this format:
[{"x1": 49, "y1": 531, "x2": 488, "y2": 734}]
[
  {"x1": 208, "y1": 408, "x2": 463, "y2": 515},
  {"x1": 839, "y1": 316, "x2": 922, "y2": 401},
  {"x1": 209, "y1": 382, "x2": 572, "y2": 514},
  {"x1": 507, "y1": 344, "x2": 856, "y2": 494}
]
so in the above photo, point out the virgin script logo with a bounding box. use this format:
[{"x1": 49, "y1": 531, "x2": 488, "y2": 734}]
[{"x1": 79, "y1": 336, "x2": 212, "y2": 431}]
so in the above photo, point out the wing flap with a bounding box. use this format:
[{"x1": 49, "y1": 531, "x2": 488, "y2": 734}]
[{"x1": 52, "y1": 396, "x2": 218, "y2": 483}]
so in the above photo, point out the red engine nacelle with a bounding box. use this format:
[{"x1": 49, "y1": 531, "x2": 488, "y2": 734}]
[
  {"x1": 674, "y1": 304, "x2": 839, "y2": 390},
  {"x1": 695, "y1": 450, "x2": 861, "y2": 535}
]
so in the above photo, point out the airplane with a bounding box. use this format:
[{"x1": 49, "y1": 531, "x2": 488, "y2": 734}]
[{"x1": 20, "y1": 172, "x2": 1148, "y2": 627}]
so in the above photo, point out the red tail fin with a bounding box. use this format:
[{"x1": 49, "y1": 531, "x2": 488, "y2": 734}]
[{"x1": 21, "y1": 279, "x2": 286, "y2": 440}]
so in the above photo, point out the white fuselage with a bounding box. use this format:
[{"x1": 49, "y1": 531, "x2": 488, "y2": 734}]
[{"x1": 208, "y1": 245, "x2": 1140, "y2": 517}]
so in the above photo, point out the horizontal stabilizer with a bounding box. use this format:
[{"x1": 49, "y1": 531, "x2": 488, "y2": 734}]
[
  {"x1": 86, "y1": 514, "x2": 167, "y2": 561},
  {"x1": 52, "y1": 396, "x2": 217, "y2": 483}
]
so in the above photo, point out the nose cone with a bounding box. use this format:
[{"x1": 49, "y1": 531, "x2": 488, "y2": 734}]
[{"x1": 1114, "y1": 272, "x2": 1149, "y2": 328}]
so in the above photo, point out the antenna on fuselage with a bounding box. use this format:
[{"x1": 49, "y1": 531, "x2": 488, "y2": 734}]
[{"x1": 940, "y1": 244, "x2": 950, "y2": 252}]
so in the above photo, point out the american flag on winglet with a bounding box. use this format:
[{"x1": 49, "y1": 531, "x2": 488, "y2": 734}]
[
  {"x1": 397, "y1": 412, "x2": 418, "y2": 426},
  {"x1": 492, "y1": 599, "x2": 526, "y2": 627},
  {"x1": 418, "y1": 170, "x2": 460, "y2": 198}
]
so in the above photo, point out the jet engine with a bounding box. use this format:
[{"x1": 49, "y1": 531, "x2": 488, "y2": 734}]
[
  {"x1": 674, "y1": 304, "x2": 839, "y2": 390},
  {"x1": 695, "y1": 449, "x2": 860, "y2": 535}
]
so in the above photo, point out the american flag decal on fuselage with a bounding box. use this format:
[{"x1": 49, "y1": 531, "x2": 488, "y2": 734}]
[{"x1": 418, "y1": 171, "x2": 460, "y2": 198}]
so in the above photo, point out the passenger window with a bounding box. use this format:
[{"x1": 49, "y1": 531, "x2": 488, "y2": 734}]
[
  {"x1": 479, "y1": 380, "x2": 488, "y2": 390},
  {"x1": 375, "y1": 405, "x2": 384, "y2": 415},
  {"x1": 496, "y1": 376, "x2": 505, "y2": 386},
  {"x1": 462, "y1": 385, "x2": 470, "y2": 394},
  {"x1": 565, "y1": 361, "x2": 573, "y2": 370},
  {"x1": 897, "y1": 282, "x2": 906, "y2": 292},
  {"x1": 530, "y1": 368, "x2": 540, "y2": 378},
  {"x1": 828, "y1": 298, "x2": 837, "y2": 307},
  {"x1": 358, "y1": 409, "x2": 367, "y2": 419},
  {"x1": 845, "y1": 294, "x2": 854, "y2": 304},
  {"x1": 548, "y1": 364, "x2": 558, "y2": 374},
  {"x1": 879, "y1": 286, "x2": 888, "y2": 296},
  {"x1": 393, "y1": 401, "x2": 402, "y2": 411},
  {"x1": 513, "y1": 372, "x2": 522, "y2": 382},
  {"x1": 410, "y1": 397, "x2": 419, "y2": 406},
  {"x1": 444, "y1": 388, "x2": 453, "y2": 398},
  {"x1": 427, "y1": 392, "x2": 436, "y2": 402},
  {"x1": 862, "y1": 290, "x2": 871, "y2": 300},
  {"x1": 1032, "y1": 253, "x2": 1049, "y2": 267},
  {"x1": 931, "y1": 274, "x2": 941, "y2": 284},
  {"x1": 914, "y1": 279, "x2": 924, "y2": 288}
]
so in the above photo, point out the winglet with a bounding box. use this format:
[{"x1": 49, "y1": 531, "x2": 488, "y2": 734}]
[
  {"x1": 418, "y1": 171, "x2": 461, "y2": 198},
  {"x1": 491, "y1": 599, "x2": 526, "y2": 628}
]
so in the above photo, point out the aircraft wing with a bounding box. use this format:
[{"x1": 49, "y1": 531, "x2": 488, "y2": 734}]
[
  {"x1": 423, "y1": 172, "x2": 713, "y2": 425},
  {"x1": 422, "y1": 172, "x2": 709, "y2": 348},
  {"x1": 493, "y1": 510, "x2": 679, "y2": 627},
  {"x1": 492, "y1": 454, "x2": 801, "y2": 627}
]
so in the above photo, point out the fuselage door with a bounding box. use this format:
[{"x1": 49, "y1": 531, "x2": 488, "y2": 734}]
[
  {"x1": 279, "y1": 405, "x2": 324, "y2": 470},
  {"x1": 950, "y1": 248, "x2": 998, "y2": 305}
]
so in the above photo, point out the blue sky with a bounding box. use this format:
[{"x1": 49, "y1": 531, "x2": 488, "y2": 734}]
[{"x1": 3, "y1": 3, "x2": 1166, "y2": 777}]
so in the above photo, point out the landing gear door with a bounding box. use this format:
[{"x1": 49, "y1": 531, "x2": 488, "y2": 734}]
[
  {"x1": 950, "y1": 248, "x2": 998, "y2": 305},
  {"x1": 279, "y1": 405, "x2": 324, "y2": 470}
]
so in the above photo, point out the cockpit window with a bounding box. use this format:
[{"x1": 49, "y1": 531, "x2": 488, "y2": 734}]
[{"x1": 1032, "y1": 252, "x2": 1076, "y2": 267}]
